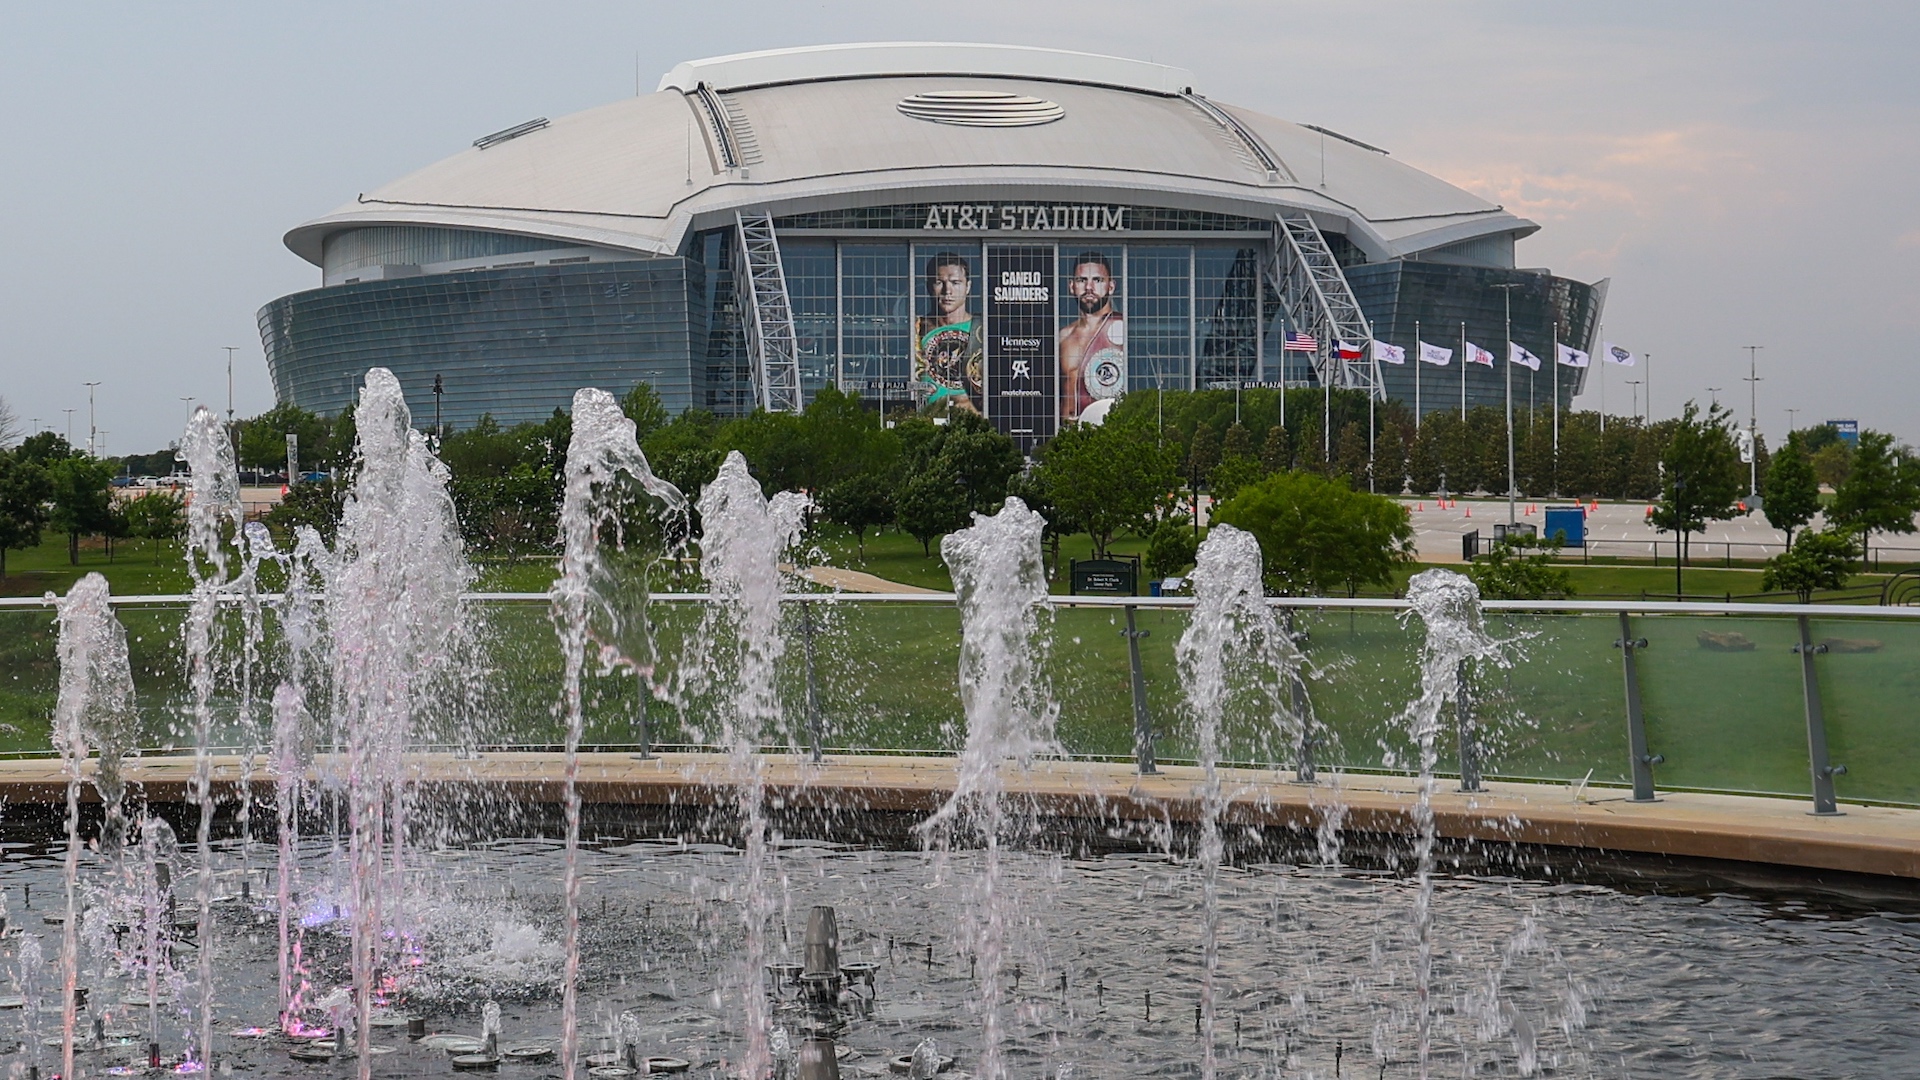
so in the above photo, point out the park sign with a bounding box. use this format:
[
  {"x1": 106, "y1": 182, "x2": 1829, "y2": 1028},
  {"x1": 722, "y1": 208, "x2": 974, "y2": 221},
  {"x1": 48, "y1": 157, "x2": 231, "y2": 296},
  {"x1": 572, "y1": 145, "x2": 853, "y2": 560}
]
[{"x1": 1070, "y1": 556, "x2": 1139, "y2": 596}]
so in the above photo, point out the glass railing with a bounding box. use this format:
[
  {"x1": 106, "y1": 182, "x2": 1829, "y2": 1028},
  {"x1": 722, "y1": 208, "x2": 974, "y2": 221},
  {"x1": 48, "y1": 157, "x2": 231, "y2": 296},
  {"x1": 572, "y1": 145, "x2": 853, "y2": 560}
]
[{"x1": 4, "y1": 594, "x2": 1916, "y2": 809}]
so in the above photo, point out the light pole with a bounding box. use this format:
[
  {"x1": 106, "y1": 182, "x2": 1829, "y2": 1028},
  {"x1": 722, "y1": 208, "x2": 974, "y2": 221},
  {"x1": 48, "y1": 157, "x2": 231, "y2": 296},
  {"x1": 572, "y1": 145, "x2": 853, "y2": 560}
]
[
  {"x1": 1741, "y1": 345, "x2": 1763, "y2": 497},
  {"x1": 84, "y1": 381, "x2": 101, "y2": 457},
  {"x1": 63, "y1": 409, "x2": 75, "y2": 446},
  {"x1": 1786, "y1": 407, "x2": 1800, "y2": 436},
  {"x1": 1492, "y1": 283, "x2": 1523, "y2": 527},
  {"x1": 1626, "y1": 380, "x2": 1642, "y2": 422},
  {"x1": 1706, "y1": 386, "x2": 1723, "y2": 408}
]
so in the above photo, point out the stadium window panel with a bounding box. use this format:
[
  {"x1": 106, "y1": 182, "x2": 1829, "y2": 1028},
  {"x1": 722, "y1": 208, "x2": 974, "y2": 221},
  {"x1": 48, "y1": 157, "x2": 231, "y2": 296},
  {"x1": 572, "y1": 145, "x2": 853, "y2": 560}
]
[
  {"x1": 1121, "y1": 245, "x2": 1192, "y2": 394},
  {"x1": 1194, "y1": 245, "x2": 1261, "y2": 388},
  {"x1": 838, "y1": 243, "x2": 911, "y2": 405},
  {"x1": 781, "y1": 239, "x2": 839, "y2": 402}
]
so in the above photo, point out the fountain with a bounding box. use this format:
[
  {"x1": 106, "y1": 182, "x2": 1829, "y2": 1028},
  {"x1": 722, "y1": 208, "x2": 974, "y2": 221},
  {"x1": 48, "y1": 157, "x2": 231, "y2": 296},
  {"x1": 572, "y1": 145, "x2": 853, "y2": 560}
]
[{"x1": 9, "y1": 374, "x2": 1920, "y2": 1080}]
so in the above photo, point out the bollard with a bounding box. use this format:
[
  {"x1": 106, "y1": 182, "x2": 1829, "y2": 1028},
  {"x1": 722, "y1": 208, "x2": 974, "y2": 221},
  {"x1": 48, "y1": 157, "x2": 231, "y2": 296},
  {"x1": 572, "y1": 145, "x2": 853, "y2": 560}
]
[
  {"x1": 1454, "y1": 660, "x2": 1481, "y2": 793},
  {"x1": 1122, "y1": 606, "x2": 1156, "y2": 775},
  {"x1": 1615, "y1": 613, "x2": 1659, "y2": 802}
]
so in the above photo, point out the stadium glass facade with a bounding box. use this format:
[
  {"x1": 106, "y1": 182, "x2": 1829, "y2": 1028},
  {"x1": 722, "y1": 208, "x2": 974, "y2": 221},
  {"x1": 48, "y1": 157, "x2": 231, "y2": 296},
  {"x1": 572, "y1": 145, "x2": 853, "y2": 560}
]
[{"x1": 263, "y1": 213, "x2": 1590, "y2": 433}]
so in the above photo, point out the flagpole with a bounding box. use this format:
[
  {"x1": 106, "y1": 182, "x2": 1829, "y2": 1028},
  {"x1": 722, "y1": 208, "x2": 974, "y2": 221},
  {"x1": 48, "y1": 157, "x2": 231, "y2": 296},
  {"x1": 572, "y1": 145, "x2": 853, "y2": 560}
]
[
  {"x1": 1414, "y1": 319, "x2": 1422, "y2": 431},
  {"x1": 1494, "y1": 283, "x2": 1519, "y2": 528},
  {"x1": 1598, "y1": 323, "x2": 1606, "y2": 434},
  {"x1": 1552, "y1": 327, "x2": 1560, "y2": 452},
  {"x1": 1322, "y1": 343, "x2": 1331, "y2": 463},
  {"x1": 1460, "y1": 321, "x2": 1467, "y2": 421}
]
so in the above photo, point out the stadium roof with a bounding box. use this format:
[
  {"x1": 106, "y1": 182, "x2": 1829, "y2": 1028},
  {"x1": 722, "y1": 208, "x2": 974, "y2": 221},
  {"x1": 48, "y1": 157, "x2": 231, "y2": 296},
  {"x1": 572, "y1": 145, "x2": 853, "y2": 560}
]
[{"x1": 285, "y1": 42, "x2": 1534, "y2": 267}]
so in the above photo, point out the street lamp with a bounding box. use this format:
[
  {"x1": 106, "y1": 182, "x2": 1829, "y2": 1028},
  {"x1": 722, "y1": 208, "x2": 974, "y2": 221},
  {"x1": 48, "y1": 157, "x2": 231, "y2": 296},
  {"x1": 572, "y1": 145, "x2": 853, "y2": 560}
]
[
  {"x1": 1491, "y1": 282, "x2": 1524, "y2": 527},
  {"x1": 1706, "y1": 386, "x2": 1723, "y2": 408},
  {"x1": 1786, "y1": 407, "x2": 1800, "y2": 435},
  {"x1": 62, "y1": 409, "x2": 75, "y2": 446},
  {"x1": 84, "y1": 381, "x2": 101, "y2": 457},
  {"x1": 1741, "y1": 345, "x2": 1763, "y2": 497},
  {"x1": 1625, "y1": 380, "x2": 1642, "y2": 422}
]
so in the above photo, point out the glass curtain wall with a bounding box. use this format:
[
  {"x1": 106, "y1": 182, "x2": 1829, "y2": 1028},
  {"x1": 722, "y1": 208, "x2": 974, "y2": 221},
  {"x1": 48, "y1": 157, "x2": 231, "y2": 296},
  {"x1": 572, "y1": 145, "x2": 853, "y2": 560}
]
[
  {"x1": 782, "y1": 240, "x2": 839, "y2": 397},
  {"x1": 838, "y1": 244, "x2": 912, "y2": 411},
  {"x1": 694, "y1": 230, "x2": 1273, "y2": 415}
]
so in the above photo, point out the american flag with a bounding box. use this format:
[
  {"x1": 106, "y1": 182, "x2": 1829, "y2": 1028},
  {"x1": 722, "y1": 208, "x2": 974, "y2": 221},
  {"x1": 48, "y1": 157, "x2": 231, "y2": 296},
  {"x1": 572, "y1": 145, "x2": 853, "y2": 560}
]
[{"x1": 1283, "y1": 332, "x2": 1318, "y2": 352}]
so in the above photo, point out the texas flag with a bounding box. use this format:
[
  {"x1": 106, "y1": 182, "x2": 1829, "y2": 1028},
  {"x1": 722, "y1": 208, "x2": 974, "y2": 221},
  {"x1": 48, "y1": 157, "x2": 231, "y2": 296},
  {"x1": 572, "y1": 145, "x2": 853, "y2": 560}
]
[
  {"x1": 1337, "y1": 340, "x2": 1364, "y2": 360},
  {"x1": 1465, "y1": 341, "x2": 1496, "y2": 367}
]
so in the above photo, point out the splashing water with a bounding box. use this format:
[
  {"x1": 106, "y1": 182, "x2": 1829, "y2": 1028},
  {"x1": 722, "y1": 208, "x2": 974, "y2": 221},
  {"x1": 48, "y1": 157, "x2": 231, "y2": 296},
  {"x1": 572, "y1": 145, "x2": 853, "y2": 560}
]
[
  {"x1": 1400, "y1": 568, "x2": 1502, "y2": 1078},
  {"x1": 922, "y1": 496, "x2": 1055, "y2": 1080},
  {"x1": 553, "y1": 386, "x2": 684, "y2": 1080},
  {"x1": 179, "y1": 405, "x2": 245, "y2": 1073},
  {"x1": 1176, "y1": 524, "x2": 1309, "y2": 1080},
  {"x1": 49, "y1": 572, "x2": 139, "y2": 1078},
  {"x1": 323, "y1": 368, "x2": 472, "y2": 1074},
  {"x1": 692, "y1": 450, "x2": 807, "y2": 1080}
]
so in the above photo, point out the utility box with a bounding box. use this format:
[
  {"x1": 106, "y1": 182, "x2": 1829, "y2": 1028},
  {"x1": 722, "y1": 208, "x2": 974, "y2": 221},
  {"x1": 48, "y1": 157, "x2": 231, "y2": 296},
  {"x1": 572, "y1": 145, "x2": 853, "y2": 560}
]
[{"x1": 1543, "y1": 506, "x2": 1586, "y2": 548}]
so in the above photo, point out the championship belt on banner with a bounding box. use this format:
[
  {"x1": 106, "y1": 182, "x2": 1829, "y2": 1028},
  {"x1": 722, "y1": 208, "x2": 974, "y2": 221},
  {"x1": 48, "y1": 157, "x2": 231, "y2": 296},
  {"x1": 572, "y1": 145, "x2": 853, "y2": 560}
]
[{"x1": 1084, "y1": 346, "x2": 1126, "y2": 400}]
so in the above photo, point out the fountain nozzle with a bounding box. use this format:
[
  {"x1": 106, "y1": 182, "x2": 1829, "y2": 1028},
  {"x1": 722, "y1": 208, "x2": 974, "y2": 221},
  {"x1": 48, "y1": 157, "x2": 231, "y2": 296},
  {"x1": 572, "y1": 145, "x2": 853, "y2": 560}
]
[
  {"x1": 800, "y1": 906, "x2": 843, "y2": 1001},
  {"x1": 797, "y1": 1036, "x2": 841, "y2": 1080}
]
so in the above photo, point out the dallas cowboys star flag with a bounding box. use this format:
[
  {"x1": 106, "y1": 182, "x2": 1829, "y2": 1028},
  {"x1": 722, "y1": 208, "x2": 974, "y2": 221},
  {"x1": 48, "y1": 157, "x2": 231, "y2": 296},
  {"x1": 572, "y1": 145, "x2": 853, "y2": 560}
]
[
  {"x1": 1556, "y1": 343, "x2": 1591, "y2": 368},
  {"x1": 1509, "y1": 343, "x2": 1542, "y2": 371}
]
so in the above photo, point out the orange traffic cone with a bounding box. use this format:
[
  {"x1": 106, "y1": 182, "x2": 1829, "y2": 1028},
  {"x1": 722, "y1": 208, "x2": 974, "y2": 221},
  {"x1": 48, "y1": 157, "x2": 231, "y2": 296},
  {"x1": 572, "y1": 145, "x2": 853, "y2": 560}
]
[
  {"x1": 1464, "y1": 506, "x2": 1471, "y2": 518},
  {"x1": 1416, "y1": 502, "x2": 1424, "y2": 512}
]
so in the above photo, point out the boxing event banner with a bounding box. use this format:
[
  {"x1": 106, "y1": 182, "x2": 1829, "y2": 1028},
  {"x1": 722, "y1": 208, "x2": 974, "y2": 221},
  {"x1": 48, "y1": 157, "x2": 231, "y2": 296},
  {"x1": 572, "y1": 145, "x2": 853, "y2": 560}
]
[{"x1": 985, "y1": 245, "x2": 1057, "y2": 453}]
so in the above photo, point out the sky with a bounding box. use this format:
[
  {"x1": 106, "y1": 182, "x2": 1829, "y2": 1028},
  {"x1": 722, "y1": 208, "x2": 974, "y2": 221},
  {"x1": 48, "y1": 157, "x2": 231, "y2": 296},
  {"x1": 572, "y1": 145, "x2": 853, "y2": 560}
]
[{"x1": 2, "y1": 1, "x2": 1916, "y2": 455}]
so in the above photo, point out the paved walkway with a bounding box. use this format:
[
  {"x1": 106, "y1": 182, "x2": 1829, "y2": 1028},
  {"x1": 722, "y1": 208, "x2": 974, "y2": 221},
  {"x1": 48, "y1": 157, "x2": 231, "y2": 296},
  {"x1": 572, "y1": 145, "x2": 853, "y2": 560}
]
[
  {"x1": 8, "y1": 752, "x2": 1917, "y2": 881},
  {"x1": 797, "y1": 566, "x2": 942, "y2": 594}
]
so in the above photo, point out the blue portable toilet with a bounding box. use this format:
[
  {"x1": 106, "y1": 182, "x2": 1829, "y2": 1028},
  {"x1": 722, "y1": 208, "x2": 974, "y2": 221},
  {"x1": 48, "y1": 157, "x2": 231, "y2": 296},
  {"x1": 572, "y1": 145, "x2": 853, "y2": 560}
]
[{"x1": 1543, "y1": 506, "x2": 1586, "y2": 548}]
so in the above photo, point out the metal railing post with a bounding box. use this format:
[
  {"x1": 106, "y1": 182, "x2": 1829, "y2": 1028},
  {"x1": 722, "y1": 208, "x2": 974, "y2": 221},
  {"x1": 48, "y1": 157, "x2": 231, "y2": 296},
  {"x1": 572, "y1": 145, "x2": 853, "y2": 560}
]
[
  {"x1": 1284, "y1": 608, "x2": 1314, "y2": 783},
  {"x1": 1794, "y1": 614, "x2": 1845, "y2": 816},
  {"x1": 1454, "y1": 659, "x2": 1482, "y2": 792},
  {"x1": 634, "y1": 673, "x2": 654, "y2": 760},
  {"x1": 1122, "y1": 605, "x2": 1156, "y2": 775},
  {"x1": 801, "y1": 598, "x2": 823, "y2": 763},
  {"x1": 1615, "y1": 611, "x2": 1660, "y2": 801}
]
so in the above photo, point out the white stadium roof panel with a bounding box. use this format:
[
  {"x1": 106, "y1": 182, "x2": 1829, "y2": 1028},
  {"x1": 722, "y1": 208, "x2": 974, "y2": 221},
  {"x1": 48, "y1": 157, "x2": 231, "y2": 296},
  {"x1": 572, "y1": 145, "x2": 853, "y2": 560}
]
[{"x1": 286, "y1": 43, "x2": 1533, "y2": 266}]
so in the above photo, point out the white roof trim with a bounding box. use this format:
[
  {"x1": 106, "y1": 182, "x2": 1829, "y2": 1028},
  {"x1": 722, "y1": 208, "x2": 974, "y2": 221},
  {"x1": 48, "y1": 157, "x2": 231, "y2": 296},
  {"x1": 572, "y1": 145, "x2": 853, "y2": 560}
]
[{"x1": 657, "y1": 42, "x2": 1196, "y2": 96}]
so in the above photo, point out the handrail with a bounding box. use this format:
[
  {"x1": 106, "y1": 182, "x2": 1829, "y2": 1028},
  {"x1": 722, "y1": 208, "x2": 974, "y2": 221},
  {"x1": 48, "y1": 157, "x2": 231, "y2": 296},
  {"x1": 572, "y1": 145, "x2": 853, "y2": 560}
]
[{"x1": 8, "y1": 591, "x2": 1920, "y2": 618}]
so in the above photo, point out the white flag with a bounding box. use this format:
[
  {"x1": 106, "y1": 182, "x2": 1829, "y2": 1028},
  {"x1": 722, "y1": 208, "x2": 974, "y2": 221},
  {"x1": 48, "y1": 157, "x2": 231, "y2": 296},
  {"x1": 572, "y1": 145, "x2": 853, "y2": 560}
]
[
  {"x1": 1601, "y1": 342, "x2": 1635, "y2": 366},
  {"x1": 1509, "y1": 343, "x2": 1542, "y2": 371},
  {"x1": 1417, "y1": 341, "x2": 1452, "y2": 366},
  {"x1": 1465, "y1": 341, "x2": 1495, "y2": 367},
  {"x1": 1372, "y1": 340, "x2": 1407, "y2": 365},
  {"x1": 1556, "y1": 343, "x2": 1591, "y2": 368}
]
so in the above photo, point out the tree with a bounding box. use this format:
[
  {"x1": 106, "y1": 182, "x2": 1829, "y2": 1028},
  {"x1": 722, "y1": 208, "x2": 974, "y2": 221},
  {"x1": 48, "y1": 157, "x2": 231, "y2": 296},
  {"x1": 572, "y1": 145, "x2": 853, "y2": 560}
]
[
  {"x1": 1208, "y1": 453, "x2": 1266, "y2": 505},
  {"x1": 1406, "y1": 421, "x2": 1444, "y2": 495},
  {"x1": 46, "y1": 455, "x2": 117, "y2": 565},
  {"x1": 267, "y1": 479, "x2": 347, "y2": 544},
  {"x1": 1467, "y1": 536, "x2": 1575, "y2": 600},
  {"x1": 1810, "y1": 441, "x2": 1852, "y2": 489},
  {"x1": 0, "y1": 395, "x2": 20, "y2": 449},
  {"x1": 1184, "y1": 422, "x2": 1221, "y2": 486},
  {"x1": 1034, "y1": 423, "x2": 1177, "y2": 558},
  {"x1": 1212, "y1": 470, "x2": 1415, "y2": 596},
  {"x1": 1830, "y1": 430, "x2": 1920, "y2": 564},
  {"x1": 619, "y1": 382, "x2": 671, "y2": 446},
  {"x1": 0, "y1": 451, "x2": 53, "y2": 575},
  {"x1": 1762, "y1": 433, "x2": 1822, "y2": 548},
  {"x1": 1145, "y1": 518, "x2": 1198, "y2": 581},
  {"x1": 16, "y1": 431, "x2": 74, "y2": 467},
  {"x1": 1650, "y1": 402, "x2": 1742, "y2": 596},
  {"x1": 895, "y1": 468, "x2": 968, "y2": 556},
  {"x1": 1374, "y1": 423, "x2": 1409, "y2": 496},
  {"x1": 1333, "y1": 422, "x2": 1369, "y2": 490},
  {"x1": 1761, "y1": 527, "x2": 1858, "y2": 602},
  {"x1": 1260, "y1": 424, "x2": 1293, "y2": 474},
  {"x1": 1221, "y1": 422, "x2": 1255, "y2": 462},
  {"x1": 121, "y1": 489, "x2": 185, "y2": 555},
  {"x1": 237, "y1": 403, "x2": 330, "y2": 474},
  {"x1": 818, "y1": 472, "x2": 894, "y2": 560}
]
